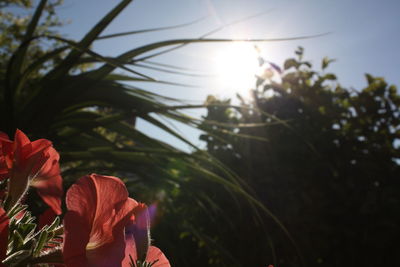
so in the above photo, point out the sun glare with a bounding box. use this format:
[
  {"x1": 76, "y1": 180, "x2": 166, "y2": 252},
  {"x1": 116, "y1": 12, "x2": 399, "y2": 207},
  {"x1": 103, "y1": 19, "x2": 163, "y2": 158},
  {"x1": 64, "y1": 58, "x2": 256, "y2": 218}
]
[{"x1": 214, "y1": 42, "x2": 260, "y2": 97}]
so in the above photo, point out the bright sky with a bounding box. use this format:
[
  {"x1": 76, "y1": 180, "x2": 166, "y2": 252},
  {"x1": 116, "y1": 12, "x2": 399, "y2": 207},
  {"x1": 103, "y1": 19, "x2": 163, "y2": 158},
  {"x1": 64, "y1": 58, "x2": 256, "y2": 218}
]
[{"x1": 53, "y1": 0, "x2": 400, "y2": 151}]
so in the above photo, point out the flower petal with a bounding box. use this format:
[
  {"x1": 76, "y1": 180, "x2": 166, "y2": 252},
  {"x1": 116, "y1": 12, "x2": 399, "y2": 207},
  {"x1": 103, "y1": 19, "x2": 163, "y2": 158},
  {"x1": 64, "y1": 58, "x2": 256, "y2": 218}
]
[
  {"x1": 38, "y1": 207, "x2": 57, "y2": 229},
  {"x1": 132, "y1": 203, "x2": 151, "y2": 262},
  {"x1": 8, "y1": 151, "x2": 50, "y2": 208},
  {"x1": 13, "y1": 129, "x2": 30, "y2": 150},
  {"x1": 63, "y1": 175, "x2": 97, "y2": 266},
  {"x1": 146, "y1": 246, "x2": 171, "y2": 267},
  {"x1": 32, "y1": 147, "x2": 63, "y2": 215},
  {"x1": 13, "y1": 129, "x2": 51, "y2": 171},
  {"x1": 0, "y1": 132, "x2": 8, "y2": 141},
  {"x1": 0, "y1": 132, "x2": 12, "y2": 179},
  {"x1": 123, "y1": 237, "x2": 170, "y2": 267},
  {"x1": 34, "y1": 173, "x2": 63, "y2": 215},
  {"x1": 122, "y1": 227, "x2": 137, "y2": 266},
  {"x1": 8, "y1": 130, "x2": 52, "y2": 207},
  {"x1": 63, "y1": 174, "x2": 138, "y2": 266}
]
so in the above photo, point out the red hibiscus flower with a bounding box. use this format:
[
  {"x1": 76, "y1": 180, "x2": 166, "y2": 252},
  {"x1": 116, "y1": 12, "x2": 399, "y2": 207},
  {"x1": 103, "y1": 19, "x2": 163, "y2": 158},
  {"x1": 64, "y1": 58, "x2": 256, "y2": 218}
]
[
  {"x1": 0, "y1": 129, "x2": 63, "y2": 215},
  {"x1": 0, "y1": 207, "x2": 9, "y2": 267},
  {"x1": 63, "y1": 174, "x2": 170, "y2": 267}
]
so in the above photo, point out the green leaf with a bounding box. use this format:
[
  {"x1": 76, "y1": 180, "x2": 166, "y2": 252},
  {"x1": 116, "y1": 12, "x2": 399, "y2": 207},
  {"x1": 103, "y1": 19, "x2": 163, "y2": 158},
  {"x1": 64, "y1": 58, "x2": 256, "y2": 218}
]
[
  {"x1": 17, "y1": 223, "x2": 36, "y2": 238},
  {"x1": 12, "y1": 230, "x2": 25, "y2": 249},
  {"x1": 97, "y1": 16, "x2": 206, "y2": 39},
  {"x1": 46, "y1": 216, "x2": 60, "y2": 232},
  {"x1": 2, "y1": 249, "x2": 31, "y2": 265},
  {"x1": 323, "y1": 73, "x2": 337, "y2": 80},
  {"x1": 322, "y1": 56, "x2": 336, "y2": 70},
  {"x1": 366, "y1": 73, "x2": 375, "y2": 84},
  {"x1": 284, "y1": 58, "x2": 299, "y2": 70},
  {"x1": 42, "y1": 0, "x2": 132, "y2": 83},
  {"x1": 295, "y1": 46, "x2": 304, "y2": 59},
  {"x1": 33, "y1": 230, "x2": 48, "y2": 256},
  {"x1": 4, "y1": 0, "x2": 48, "y2": 130},
  {"x1": 6, "y1": 0, "x2": 48, "y2": 86}
]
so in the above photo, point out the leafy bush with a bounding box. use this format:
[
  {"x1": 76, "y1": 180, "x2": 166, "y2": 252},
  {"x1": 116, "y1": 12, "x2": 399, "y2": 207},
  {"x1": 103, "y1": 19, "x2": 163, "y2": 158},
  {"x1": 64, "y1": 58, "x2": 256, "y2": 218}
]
[{"x1": 199, "y1": 48, "x2": 400, "y2": 267}]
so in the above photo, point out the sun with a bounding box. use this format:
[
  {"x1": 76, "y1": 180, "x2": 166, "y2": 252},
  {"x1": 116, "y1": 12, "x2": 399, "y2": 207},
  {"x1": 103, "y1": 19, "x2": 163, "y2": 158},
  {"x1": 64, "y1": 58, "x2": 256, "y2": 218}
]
[{"x1": 213, "y1": 42, "x2": 260, "y2": 97}]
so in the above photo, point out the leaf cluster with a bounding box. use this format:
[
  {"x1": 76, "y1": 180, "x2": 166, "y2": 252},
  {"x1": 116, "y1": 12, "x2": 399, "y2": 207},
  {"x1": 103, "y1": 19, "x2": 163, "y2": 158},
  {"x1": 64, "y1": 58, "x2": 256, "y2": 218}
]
[{"x1": 3, "y1": 204, "x2": 62, "y2": 266}]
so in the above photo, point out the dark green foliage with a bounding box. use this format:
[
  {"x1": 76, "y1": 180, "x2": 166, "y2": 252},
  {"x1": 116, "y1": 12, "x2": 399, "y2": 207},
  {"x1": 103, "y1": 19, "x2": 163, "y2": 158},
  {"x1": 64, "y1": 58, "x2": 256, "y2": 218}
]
[
  {"x1": 0, "y1": 0, "x2": 241, "y2": 190},
  {"x1": 199, "y1": 49, "x2": 400, "y2": 267}
]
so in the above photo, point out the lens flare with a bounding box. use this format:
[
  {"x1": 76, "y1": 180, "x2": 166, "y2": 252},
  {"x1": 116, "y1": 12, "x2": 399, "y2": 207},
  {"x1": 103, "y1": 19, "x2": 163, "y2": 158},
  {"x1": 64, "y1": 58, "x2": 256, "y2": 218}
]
[{"x1": 214, "y1": 42, "x2": 260, "y2": 96}]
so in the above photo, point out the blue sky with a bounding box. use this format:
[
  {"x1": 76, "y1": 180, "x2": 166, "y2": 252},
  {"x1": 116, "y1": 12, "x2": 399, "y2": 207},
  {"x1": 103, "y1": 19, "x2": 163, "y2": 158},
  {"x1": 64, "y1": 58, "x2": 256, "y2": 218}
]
[{"x1": 53, "y1": 0, "x2": 400, "y2": 150}]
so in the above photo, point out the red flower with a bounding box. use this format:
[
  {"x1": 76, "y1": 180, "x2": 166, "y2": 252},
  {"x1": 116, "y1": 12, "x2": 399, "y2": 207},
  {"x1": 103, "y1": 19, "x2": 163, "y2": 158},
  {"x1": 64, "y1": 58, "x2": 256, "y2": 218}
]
[
  {"x1": 0, "y1": 130, "x2": 62, "y2": 214},
  {"x1": 0, "y1": 207, "x2": 9, "y2": 267},
  {"x1": 63, "y1": 174, "x2": 170, "y2": 267}
]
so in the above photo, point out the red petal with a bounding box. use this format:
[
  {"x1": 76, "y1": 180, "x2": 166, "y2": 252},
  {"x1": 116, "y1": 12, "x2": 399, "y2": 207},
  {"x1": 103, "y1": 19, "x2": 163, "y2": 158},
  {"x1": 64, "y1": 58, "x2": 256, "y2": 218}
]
[
  {"x1": 0, "y1": 207, "x2": 9, "y2": 266},
  {"x1": 13, "y1": 129, "x2": 51, "y2": 171},
  {"x1": 88, "y1": 175, "x2": 137, "y2": 249},
  {"x1": 63, "y1": 174, "x2": 138, "y2": 266},
  {"x1": 36, "y1": 147, "x2": 60, "y2": 178},
  {"x1": 38, "y1": 208, "x2": 57, "y2": 229},
  {"x1": 0, "y1": 132, "x2": 12, "y2": 179},
  {"x1": 13, "y1": 130, "x2": 32, "y2": 169},
  {"x1": 26, "y1": 139, "x2": 52, "y2": 160},
  {"x1": 32, "y1": 147, "x2": 63, "y2": 215},
  {"x1": 8, "y1": 130, "x2": 52, "y2": 207},
  {"x1": 85, "y1": 236, "x2": 127, "y2": 267},
  {"x1": 0, "y1": 132, "x2": 9, "y2": 141},
  {"x1": 122, "y1": 224, "x2": 137, "y2": 266},
  {"x1": 7, "y1": 150, "x2": 50, "y2": 208},
  {"x1": 63, "y1": 176, "x2": 97, "y2": 266},
  {"x1": 146, "y1": 246, "x2": 171, "y2": 267},
  {"x1": 14, "y1": 129, "x2": 30, "y2": 149},
  {"x1": 34, "y1": 173, "x2": 63, "y2": 215},
  {"x1": 105, "y1": 200, "x2": 170, "y2": 267},
  {"x1": 131, "y1": 203, "x2": 151, "y2": 261}
]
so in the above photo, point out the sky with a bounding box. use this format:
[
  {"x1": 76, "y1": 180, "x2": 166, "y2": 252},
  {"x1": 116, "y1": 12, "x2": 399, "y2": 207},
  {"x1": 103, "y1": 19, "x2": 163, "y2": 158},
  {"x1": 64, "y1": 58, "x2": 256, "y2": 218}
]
[{"x1": 49, "y1": 0, "x2": 400, "y2": 151}]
